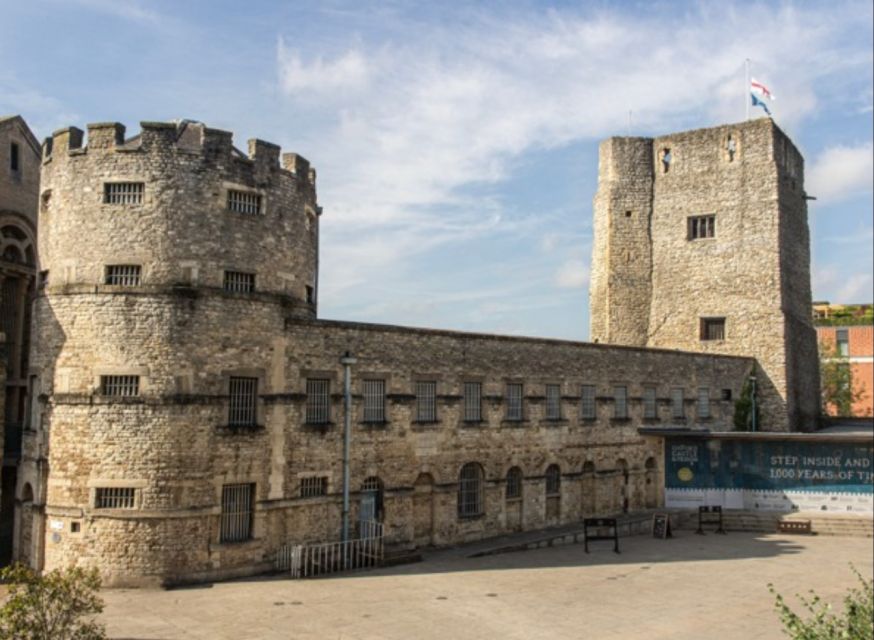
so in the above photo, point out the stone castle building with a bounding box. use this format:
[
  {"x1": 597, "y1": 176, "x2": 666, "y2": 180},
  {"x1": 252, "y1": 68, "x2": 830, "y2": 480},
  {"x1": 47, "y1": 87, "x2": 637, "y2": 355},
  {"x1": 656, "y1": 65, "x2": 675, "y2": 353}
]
[
  {"x1": 4, "y1": 116, "x2": 818, "y2": 586},
  {"x1": 0, "y1": 115, "x2": 40, "y2": 566}
]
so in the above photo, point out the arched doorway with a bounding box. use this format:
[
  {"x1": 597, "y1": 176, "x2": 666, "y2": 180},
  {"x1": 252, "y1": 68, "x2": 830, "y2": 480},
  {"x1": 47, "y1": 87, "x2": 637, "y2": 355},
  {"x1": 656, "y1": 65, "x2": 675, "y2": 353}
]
[
  {"x1": 359, "y1": 476, "x2": 384, "y2": 534},
  {"x1": 412, "y1": 473, "x2": 434, "y2": 547},
  {"x1": 644, "y1": 457, "x2": 659, "y2": 508},
  {"x1": 616, "y1": 459, "x2": 630, "y2": 513},
  {"x1": 545, "y1": 464, "x2": 561, "y2": 524},
  {"x1": 505, "y1": 466, "x2": 524, "y2": 531},
  {"x1": 581, "y1": 461, "x2": 596, "y2": 516}
]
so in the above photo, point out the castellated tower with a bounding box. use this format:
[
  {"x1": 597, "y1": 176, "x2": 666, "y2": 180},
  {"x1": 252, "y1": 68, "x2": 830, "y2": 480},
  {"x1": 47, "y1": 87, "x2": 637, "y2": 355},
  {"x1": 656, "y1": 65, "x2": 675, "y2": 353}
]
[
  {"x1": 590, "y1": 118, "x2": 820, "y2": 432},
  {"x1": 29, "y1": 121, "x2": 319, "y2": 584}
]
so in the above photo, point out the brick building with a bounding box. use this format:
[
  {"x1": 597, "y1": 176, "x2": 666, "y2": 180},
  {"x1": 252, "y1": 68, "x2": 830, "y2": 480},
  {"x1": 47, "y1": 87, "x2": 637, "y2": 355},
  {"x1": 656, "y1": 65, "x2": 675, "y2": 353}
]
[
  {"x1": 3, "y1": 116, "x2": 820, "y2": 586},
  {"x1": 815, "y1": 310, "x2": 874, "y2": 416}
]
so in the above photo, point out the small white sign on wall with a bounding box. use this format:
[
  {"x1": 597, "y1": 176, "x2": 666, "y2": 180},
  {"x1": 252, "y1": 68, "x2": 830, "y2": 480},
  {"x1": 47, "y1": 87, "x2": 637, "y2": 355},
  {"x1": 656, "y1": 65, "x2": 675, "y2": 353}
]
[{"x1": 49, "y1": 519, "x2": 64, "y2": 531}]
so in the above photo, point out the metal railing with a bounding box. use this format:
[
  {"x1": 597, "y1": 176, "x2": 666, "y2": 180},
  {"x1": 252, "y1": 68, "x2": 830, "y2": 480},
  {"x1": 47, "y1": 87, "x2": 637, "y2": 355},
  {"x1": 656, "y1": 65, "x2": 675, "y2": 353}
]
[{"x1": 275, "y1": 520, "x2": 384, "y2": 578}]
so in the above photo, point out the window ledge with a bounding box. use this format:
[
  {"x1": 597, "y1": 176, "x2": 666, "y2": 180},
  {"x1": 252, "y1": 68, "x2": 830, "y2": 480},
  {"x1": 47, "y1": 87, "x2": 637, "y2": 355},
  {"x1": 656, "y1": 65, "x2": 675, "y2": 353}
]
[
  {"x1": 302, "y1": 422, "x2": 334, "y2": 433},
  {"x1": 457, "y1": 513, "x2": 485, "y2": 521},
  {"x1": 412, "y1": 419, "x2": 440, "y2": 426},
  {"x1": 501, "y1": 420, "x2": 529, "y2": 427},
  {"x1": 219, "y1": 423, "x2": 265, "y2": 433},
  {"x1": 359, "y1": 421, "x2": 390, "y2": 428},
  {"x1": 543, "y1": 419, "x2": 567, "y2": 426},
  {"x1": 641, "y1": 418, "x2": 661, "y2": 424},
  {"x1": 580, "y1": 417, "x2": 598, "y2": 424},
  {"x1": 611, "y1": 417, "x2": 632, "y2": 424},
  {"x1": 460, "y1": 420, "x2": 486, "y2": 428}
]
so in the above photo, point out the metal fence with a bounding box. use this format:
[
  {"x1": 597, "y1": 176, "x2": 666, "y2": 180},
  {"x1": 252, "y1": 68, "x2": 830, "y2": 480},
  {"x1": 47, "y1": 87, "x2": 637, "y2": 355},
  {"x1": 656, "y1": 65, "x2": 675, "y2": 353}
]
[{"x1": 275, "y1": 521, "x2": 384, "y2": 578}]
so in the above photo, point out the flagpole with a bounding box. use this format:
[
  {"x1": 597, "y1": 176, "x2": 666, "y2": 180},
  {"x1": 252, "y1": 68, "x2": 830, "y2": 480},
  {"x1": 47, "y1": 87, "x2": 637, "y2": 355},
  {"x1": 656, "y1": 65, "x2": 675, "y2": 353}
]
[{"x1": 745, "y1": 58, "x2": 750, "y2": 120}]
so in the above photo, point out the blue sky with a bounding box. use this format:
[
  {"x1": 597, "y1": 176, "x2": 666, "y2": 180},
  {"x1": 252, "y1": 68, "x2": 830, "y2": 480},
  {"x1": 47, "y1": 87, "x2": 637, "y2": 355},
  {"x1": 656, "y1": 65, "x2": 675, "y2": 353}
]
[{"x1": 2, "y1": 0, "x2": 871, "y2": 340}]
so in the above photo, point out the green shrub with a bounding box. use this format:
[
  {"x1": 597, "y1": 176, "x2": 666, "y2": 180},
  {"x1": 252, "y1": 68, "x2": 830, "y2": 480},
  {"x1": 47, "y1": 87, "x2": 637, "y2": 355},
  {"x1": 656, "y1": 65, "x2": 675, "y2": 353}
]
[
  {"x1": 0, "y1": 564, "x2": 106, "y2": 640},
  {"x1": 768, "y1": 565, "x2": 873, "y2": 639}
]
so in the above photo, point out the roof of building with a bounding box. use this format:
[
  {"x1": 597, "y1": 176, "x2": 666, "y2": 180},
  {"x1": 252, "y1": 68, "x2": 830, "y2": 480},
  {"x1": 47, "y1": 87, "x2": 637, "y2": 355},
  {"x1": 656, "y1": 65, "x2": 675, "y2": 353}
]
[
  {"x1": 638, "y1": 421, "x2": 873, "y2": 442},
  {"x1": 0, "y1": 115, "x2": 41, "y2": 157}
]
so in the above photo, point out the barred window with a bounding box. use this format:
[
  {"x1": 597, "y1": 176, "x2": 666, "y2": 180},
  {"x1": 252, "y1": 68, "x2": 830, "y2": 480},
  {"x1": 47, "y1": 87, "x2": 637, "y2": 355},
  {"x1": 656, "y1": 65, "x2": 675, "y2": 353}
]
[
  {"x1": 614, "y1": 385, "x2": 628, "y2": 419},
  {"x1": 545, "y1": 384, "x2": 561, "y2": 420},
  {"x1": 306, "y1": 378, "x2": 331, "y2": 424},
  {"x1": 643, "y1": 386, "x2": 657, "y2": 419},
  {"x1": 105, "y1": 265, "x2": 141, "y2": 286},
  {"x1": 228, "y1": 377, "x2": 258, "y2": 426},
  {"x1": 506, "y1": 466, "x2": 523, "y2": 500},
  {"x1": 227, "y1": 189, "x2": 262, "y2": 215},
  {"x1": 463, "y1": 382, "x2": 482, "y2": 422},
  {"x1": 363, "y1": 379, "x2": 386, "y2": 423},
  {"x1": 415, "y1": 381, "x2": 437, "y2": 422},
  {"x1": 104, "y1": 182, "x2": 144, "y2": 205},
  {"x1": 688, "y1": 214, "x2": 715, "y2": 240},
  {"x1": 95, "y1": 487, "x2": 135, "y2": 509},
  {"x1": 671, "y1": 387, "x2": 685, "y2": 419},
  {"x1": 545, "y1": 464, "x2": 561, "y2": 496},
  {"x1": 700, "y1": 317, "x2": 726, "y2": 341},
  {"x1": 300, "y1": 476, "x2": 328, "y2": 498},
  {"x1": 224, "y1": 270, "x2": 255, "y2": 293},
  {"x1": 505, "y1": 383, "x2": 523, "y2": 421},
  {"x1": 220, "y1": 483, "x2": 254, "y2": 543},
  {"x1": 457, "y1": 462, "x2": 484, "y2": 518},
  {"x1": 698, "y1": 387, "x2": 711, "y2": 419},
  {"x1": 100, "y1": 375, "x2": 139, "y2": 397},
  {"x1": 581, "y1": 385, "x2": 596, "y2": 419}
]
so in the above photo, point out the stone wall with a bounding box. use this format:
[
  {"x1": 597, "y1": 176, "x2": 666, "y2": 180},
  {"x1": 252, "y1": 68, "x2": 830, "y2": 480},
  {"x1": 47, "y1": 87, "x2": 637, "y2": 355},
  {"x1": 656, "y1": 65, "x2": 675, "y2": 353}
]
[
  {"x1": 591, "y1": 118, "x2": 819, "y2": 432},
  {"x1": 34, "y1": 280, "x2": 751, "y2": 584},
  {"x1": 589, "y1": 137, "x2": 653, "y2": 346}
]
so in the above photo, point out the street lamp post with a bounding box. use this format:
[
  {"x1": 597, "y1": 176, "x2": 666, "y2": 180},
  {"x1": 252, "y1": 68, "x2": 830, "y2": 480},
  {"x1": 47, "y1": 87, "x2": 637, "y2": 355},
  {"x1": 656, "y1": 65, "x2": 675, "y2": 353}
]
[{"x1": 340, "y1": 351, "x2": 357, "y2": 543}]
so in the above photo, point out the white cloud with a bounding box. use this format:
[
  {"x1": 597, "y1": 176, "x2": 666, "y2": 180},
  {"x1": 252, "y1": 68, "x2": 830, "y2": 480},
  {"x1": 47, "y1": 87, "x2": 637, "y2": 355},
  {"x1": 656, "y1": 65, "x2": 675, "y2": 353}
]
[
  {"x1": 277, "y1": 41, "x2": 370, "y2": 94},
  {"x1": 555, "y1": 259, "x2": 589, "y2": 289},
  {"x1": 837, "y1": 273, "x2": 874, "y2": 303},
  {"x1": 272, "y1": 2, "x2": 872, "y2": 330},
  {"x1": 807, "y1": 142, "x2": 874, "y2": 203}
]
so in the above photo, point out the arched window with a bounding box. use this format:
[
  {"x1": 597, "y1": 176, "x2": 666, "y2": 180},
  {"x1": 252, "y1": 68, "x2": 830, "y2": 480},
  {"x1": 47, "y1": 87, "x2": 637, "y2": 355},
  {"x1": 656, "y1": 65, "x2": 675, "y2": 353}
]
[
  {"x1": 506, "y1": 466, "x2": 522, "y2": 501},
  {"x1": 545, "y1": 464, "x2": 561, "y2": 497},
  {"x1": 457, "y1": 463, "x2": 484, "y2": 518}
]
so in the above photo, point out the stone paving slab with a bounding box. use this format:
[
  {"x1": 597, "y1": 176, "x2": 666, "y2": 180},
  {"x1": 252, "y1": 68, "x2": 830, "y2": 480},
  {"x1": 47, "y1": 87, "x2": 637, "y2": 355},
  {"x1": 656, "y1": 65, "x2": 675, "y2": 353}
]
[{"x1": 102, "y1": 531, "x2": 873, "y2": 640}]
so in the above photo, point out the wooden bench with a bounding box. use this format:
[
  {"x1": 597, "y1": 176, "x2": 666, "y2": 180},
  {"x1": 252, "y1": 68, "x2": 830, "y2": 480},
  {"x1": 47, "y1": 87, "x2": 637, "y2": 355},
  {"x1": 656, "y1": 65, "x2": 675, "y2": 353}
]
[{"x1": 777, "y1": 520, "x2": 812, "y2": 534}]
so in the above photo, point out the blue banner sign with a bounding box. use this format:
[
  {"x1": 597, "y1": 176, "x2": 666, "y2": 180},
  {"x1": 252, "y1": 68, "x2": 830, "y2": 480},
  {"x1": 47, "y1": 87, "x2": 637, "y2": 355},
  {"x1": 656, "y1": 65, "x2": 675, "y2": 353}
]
[{"x1": 665, "y1": 438, "x2": 873, "y2": 495}]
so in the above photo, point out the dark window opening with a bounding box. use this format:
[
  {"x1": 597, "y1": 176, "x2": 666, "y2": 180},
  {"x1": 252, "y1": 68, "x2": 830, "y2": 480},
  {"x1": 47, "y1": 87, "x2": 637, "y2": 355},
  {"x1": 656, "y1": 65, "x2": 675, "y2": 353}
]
[
  {"x1": 836, "y1": 328, "x2": 849, "y2": 356},
  {"x1": 10, "y1": 143, "x2": 20, "y2": 173},
  {"x1": 700, "y1": 318, "x2": 726, "y2": 341},
  {"x1": 306, "y1": 285, "x2": 315, "y2": 304},
  {"x1": 688, "y1": 215, "x2": 716, "y2": 240}
]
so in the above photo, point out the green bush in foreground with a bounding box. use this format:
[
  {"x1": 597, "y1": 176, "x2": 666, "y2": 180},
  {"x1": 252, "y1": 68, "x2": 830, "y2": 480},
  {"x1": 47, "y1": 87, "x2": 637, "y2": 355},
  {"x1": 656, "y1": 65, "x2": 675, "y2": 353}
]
[
  {"x1": 769, "y1": 566, "x2": 873, "y2": 639},
  {"x1": 0, "y1": 564, "x2": 106, "y2": 640}
]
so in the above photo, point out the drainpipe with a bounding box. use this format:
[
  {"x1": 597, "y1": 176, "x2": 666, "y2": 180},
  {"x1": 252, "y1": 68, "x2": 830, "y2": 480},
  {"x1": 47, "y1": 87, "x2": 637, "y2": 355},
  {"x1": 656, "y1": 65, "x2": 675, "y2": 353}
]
[
  {"x1": 750, "y1": 375, "x2": 757, "y2": 432},
  {"x1": 340, "y1": 351, "x2": 357, "y2": 543}
]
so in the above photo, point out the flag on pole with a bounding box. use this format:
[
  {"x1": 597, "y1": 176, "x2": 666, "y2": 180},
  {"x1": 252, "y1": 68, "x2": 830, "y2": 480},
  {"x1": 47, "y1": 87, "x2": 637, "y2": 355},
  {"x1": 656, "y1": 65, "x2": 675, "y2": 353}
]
[
  {"x1": 751, "y1": 92, "x2": 771, "y2": 116},
  {"x1": 750, "y1": 78, "x2": 776, "y2": 101},
  {"x1": 750, "y1": 77, "x2": 775, "y2": 116}
]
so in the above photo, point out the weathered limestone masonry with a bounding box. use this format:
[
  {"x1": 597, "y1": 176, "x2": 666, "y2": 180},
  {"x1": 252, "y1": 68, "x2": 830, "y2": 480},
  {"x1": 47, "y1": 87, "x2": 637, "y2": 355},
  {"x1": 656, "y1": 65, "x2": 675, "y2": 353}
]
[
  {"x1": 0, "y1": 115, "x2": 41, "y2": 567},
  {"x1": 22, "y1": 120, "x2": 761, "y2": 586},
  {"x1": 590, "y1": 118, "x2": 819, "y2": 432}
]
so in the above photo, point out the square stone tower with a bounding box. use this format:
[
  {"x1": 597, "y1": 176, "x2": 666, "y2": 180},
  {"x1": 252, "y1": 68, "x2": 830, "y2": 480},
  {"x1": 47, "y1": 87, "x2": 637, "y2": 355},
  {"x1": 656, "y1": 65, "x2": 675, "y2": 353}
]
[{"x1": 590, "y1": 118, "x2": 820, "y2": 432}]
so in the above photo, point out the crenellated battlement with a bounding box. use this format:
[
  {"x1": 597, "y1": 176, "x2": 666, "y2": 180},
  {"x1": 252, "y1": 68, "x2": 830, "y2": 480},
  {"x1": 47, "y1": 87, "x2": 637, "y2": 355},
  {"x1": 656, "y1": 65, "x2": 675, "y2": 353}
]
[
  {"x1": 43, "y1": 120, "x2": 316, "y2": 190},
  {"x1": 38, "y1": 118, "x2": 321, "y2": 317}
]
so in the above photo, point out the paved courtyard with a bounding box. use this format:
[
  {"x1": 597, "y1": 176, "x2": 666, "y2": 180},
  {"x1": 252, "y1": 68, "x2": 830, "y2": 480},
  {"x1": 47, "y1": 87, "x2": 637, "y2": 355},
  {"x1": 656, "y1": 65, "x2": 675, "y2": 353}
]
[{"x1": 102, "y1": 530, "x2": 873, "y2": 640}]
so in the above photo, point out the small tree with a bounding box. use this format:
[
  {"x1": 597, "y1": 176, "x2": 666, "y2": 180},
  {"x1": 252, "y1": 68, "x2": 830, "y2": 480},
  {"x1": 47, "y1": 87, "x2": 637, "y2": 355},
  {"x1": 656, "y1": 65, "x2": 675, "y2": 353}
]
[
  {"x1": 768, "y1": 566, "x2": 874, "y2": 639},
  {"x1": 734, "y1": 377, "x2": 759, "y2": 431},
  {"x1": 0, "y1": 564, "x2": 106, "y2": 640},
  {"x1": 819, "y1": 342, "x2": 863, "y2": 416}
]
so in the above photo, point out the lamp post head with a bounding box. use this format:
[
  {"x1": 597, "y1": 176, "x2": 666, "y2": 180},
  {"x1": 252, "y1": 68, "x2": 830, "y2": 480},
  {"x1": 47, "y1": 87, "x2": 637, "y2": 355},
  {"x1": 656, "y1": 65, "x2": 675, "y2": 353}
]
[{"x1": 340, "y1": 351, "x2": 357, "y2": 366}]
